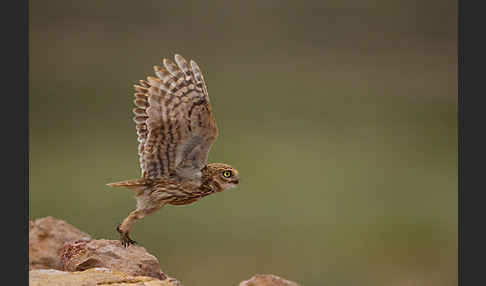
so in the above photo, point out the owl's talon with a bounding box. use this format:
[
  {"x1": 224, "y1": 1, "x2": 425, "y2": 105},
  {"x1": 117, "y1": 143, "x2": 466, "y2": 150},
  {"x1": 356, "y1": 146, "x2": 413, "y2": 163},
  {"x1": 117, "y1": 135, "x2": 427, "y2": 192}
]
[
  {"x1": 120, "y1": 233, "x2": 137, "y2": 247},
  {"x1": 116, "y1": 224, "x2": 137, "y2": 247}
]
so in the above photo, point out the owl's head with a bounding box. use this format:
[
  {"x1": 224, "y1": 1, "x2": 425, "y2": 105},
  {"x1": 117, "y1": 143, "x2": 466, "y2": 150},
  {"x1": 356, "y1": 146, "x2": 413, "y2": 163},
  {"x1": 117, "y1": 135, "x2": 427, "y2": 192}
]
[{"x1": 203, "y1": 163, "x2": 240, "y2": 191}]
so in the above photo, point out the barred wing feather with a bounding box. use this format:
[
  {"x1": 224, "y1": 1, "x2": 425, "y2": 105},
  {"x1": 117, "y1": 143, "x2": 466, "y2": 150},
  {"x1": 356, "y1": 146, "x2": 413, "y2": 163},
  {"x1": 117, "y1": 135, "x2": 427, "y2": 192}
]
[{"x1": 132, "y1": 54, "x2": 218, "y2": 181}]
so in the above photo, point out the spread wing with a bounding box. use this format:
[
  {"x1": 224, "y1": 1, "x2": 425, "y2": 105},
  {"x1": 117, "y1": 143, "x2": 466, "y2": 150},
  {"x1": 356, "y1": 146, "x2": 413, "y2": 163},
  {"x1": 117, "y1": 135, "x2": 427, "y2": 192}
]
[{"x1": 132, "y1": 54, "x2": 218, "y2": 180}]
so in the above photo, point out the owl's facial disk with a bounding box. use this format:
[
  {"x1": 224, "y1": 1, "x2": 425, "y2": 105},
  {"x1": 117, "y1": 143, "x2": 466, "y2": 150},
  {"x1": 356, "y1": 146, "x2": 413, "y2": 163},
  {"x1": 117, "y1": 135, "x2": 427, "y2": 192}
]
[
  {"x1": 215, "y1": 168, "x2": 240, "y2": 191},
  {"x1": 204, "y1": 163, "x2": 240, "y2": 191}
]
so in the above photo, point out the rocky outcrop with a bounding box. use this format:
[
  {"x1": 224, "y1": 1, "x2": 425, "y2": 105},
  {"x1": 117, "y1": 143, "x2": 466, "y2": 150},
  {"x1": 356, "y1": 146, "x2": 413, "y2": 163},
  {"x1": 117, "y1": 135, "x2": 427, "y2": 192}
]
[
  {"x1": 29, "y1": 268, "x2": 180, "y2": 286},
  {"x1": 239, "y1": 274, "x2": 301, "y2": 286},
  {"x1": 61, "y1": 239, "x2": 168, "y2": 280},
  {"x1": 29, "y1": 216, "x2": 178, "y2": 284},
  {"x1": 29, "y1": 216, "x2": 92, "y2": 270},
  {"x1": 29, "y1": 216, "x2": 299, "y2": 286}
]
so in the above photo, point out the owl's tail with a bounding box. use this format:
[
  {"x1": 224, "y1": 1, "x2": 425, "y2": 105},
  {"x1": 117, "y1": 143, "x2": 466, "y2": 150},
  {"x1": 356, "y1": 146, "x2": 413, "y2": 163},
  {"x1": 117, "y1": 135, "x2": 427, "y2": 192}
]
[{"x1": 106, "y1": 178, "x2": 150, "y2": 191}]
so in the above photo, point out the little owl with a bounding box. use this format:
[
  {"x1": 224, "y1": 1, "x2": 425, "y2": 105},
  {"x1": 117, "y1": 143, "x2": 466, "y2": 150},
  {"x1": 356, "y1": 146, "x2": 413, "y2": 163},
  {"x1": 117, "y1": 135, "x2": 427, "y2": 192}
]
[{"x1": 107, "y1": 54, "x2": 240, "y2": 247}]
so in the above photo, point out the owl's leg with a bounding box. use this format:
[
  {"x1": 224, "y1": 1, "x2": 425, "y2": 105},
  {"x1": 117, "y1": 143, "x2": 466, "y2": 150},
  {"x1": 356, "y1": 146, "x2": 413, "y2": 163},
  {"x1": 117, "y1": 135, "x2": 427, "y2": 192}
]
[
  {"x1": 117, "y1": 209, "x2": 147, "y2": 247},
  {"x1": 116, "y1": 204, "x2": 163, "y2": 247}
]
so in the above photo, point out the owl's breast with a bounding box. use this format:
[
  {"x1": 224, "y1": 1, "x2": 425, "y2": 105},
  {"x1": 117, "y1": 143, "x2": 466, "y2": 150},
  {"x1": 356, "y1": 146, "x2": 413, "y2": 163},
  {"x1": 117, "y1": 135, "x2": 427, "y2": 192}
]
[{"x1": 146, "y1": 178, "x2": 206, "y2": 204}]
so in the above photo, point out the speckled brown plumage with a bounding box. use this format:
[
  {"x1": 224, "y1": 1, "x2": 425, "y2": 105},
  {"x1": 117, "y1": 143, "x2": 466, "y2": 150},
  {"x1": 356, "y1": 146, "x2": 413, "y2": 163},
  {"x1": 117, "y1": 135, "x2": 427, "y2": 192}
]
[{"x1": 107, "y1": 54, "x2": 240, "y2": 247}]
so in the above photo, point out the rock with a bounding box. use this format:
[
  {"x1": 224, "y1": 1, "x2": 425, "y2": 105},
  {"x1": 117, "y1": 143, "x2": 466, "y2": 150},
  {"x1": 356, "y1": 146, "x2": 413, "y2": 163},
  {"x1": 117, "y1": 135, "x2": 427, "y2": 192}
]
[
  {"x1": 29, "y1": 216, "x2": 92, "y2": 270},
  {"x1": 30, "y1": 217, "x2": 179, "y2": 284},
  {"x1": 61, "y1": 239, "x2": 169, "y2": 281},
  {"x1": 29, "y1": 217, "x2": 299, "y2": 286},
  {"x1": 29, "y1": 267, "x2": 181, "y2": 286},
  {"x1": 239, "y1": 274, "x2": 301, "y2": 286}
]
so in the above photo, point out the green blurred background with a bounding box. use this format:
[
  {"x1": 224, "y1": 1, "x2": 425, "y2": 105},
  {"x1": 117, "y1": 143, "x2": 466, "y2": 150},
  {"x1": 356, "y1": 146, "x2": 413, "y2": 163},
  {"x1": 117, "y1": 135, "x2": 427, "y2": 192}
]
[{"x1": 29, "y1": 1, "x2": 457, "y2": 285}]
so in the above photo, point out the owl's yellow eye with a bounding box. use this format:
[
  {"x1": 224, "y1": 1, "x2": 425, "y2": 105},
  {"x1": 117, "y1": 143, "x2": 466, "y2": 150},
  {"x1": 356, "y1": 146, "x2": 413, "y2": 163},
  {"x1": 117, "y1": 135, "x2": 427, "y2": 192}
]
[{"x1": 222, "y1": 170, "x2": 232, "y2": 178}]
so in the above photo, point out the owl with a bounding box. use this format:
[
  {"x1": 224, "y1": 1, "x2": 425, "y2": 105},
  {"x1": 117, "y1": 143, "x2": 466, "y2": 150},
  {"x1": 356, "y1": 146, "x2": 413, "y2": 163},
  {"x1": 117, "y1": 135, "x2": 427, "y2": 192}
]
[{"x1": 107, "y1": 54, "x2": 240, "y2": 247}]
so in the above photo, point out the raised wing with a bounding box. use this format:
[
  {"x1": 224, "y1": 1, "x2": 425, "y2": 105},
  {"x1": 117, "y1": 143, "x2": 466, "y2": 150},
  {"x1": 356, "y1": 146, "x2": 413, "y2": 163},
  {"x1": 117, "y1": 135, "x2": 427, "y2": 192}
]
[{"x1": 133, "y1": 54, "x2": 218, "y2": 180}]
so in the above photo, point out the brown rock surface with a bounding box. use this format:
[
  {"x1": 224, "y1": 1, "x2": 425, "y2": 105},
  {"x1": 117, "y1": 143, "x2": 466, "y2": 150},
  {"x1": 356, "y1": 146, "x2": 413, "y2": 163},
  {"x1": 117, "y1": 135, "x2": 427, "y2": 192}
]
[
  {"x1": 61, "y1": 239, "x2": 168, "y2": 280},
  {"x1": 29, "y1": 217, "x2": 299, "y2": 286},
  {"x1": 239, "y1": 274, "x2": 301, "y2": 286},
  {"x1": 29, "y1": 268, "x2": 180, "y2": 286},
  {"x1": 29, "y1": 216, "x2": 92, "y2": 270}
]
